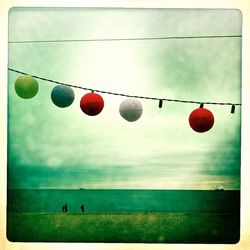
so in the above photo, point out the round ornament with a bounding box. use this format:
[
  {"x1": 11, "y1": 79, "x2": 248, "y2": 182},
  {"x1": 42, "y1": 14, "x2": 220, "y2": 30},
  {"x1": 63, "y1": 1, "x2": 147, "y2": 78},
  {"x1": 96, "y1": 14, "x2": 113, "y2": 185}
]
[
  {"x1": 51, "y1": 85, "x2": 75, "y2": 108},
  {"x1": 80, "y1": 92, "x2": 104, "y2": 116},
  {"x1": 189, "y1": 107, "x2": 214, "y2": 133},
  {"x1": 119, "y1": 98, "x2": 143, "y2": 122},
  {"x1": 15, "y1": 75, "x2": 39, "y2": 99}
]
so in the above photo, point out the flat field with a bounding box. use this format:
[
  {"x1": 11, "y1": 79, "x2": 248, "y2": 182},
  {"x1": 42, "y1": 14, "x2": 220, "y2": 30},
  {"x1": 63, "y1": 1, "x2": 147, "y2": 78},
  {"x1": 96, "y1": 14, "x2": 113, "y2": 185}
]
[{"x1": 7, "y1": 212, "x2": 240, "y2": 243}]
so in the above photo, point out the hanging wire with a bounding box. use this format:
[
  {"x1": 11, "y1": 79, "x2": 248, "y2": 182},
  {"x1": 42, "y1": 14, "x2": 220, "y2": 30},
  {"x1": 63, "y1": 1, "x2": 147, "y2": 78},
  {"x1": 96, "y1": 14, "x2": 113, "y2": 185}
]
[
  {"x1": 8, "y1": 34, "x2": 242, "y2": 44},
  {"x1": 8, "y1": 68, "x2": 241, "y2": 107}
]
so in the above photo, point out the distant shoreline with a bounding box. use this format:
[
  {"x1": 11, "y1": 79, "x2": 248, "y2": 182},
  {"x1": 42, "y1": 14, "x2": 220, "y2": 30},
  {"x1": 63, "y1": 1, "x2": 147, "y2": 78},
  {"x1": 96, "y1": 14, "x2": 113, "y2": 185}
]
[
  {"x1": 7, "y1": 189, "x2": 240, "y2": 214},
  {"x1": 7, "y1": 211, "x2": 240, "y2": 215}
]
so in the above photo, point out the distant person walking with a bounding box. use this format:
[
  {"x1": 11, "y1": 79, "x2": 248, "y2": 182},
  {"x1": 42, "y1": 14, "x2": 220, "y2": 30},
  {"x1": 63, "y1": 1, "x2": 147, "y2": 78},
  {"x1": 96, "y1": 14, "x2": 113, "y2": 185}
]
[
  {"x1": 80, "y1": 204, "x2": 85, "y2": 213},
  {"x1": 65, "y1": 203, "x2": 68, "y2": 213}
]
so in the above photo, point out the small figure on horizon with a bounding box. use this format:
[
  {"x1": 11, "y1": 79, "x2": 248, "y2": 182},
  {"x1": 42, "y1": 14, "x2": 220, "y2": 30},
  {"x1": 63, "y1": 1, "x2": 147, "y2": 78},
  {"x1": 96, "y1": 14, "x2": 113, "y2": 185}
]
[
  {"x1": 65, "y1": 203, "x2": 68, "y2": 213},
  {"x1": 80, "y1": 204, "x2": 85, "y2": 213}
]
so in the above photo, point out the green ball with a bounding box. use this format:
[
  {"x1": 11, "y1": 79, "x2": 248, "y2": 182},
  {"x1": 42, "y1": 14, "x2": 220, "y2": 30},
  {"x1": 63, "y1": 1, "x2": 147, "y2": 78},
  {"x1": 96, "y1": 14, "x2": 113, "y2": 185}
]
[{"x1": 15, "y1": 75, "x2": 39, "y2": 99}]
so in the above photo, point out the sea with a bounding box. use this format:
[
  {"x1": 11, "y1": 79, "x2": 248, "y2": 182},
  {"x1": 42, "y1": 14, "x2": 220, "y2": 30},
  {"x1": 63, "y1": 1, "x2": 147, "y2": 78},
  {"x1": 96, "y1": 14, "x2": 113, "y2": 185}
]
[{"x1": 7, "y1": 189, "x2": 240, "y2": 214}]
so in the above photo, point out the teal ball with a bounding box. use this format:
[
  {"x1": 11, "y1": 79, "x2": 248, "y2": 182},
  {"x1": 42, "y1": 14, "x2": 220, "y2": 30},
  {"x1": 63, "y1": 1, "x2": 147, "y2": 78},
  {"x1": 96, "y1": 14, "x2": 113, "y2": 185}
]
[{"x1": 51, "y1": 85, "x2": 75, "y2": 108}]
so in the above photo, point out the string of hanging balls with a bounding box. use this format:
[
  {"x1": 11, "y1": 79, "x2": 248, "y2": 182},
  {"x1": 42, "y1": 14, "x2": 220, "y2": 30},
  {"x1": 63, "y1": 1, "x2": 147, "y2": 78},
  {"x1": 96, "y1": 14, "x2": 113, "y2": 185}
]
[{"x1": 13, "y1": 73, "x2": 240, "y2": 133}]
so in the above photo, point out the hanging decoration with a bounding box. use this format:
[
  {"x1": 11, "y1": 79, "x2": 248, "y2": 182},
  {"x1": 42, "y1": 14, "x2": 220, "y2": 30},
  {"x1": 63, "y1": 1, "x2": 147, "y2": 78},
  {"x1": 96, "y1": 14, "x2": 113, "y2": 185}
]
[
  {"x1": 9, "y1": 30, "x2": 241, "y2": 132},
  {"x1": 10, "y1": 69, "x2": 240, "y2": 133},
  {"x1": 231, "y1": 104, "x2": 235, "y2": 114},
  {"x1": 189, "y1": 107, "x2": 214, "y2": 133},
  {"x1": 80, "y1": 92, "x2": 104, "y2": 116},
  {"x1": 159, "y1": 99, "x2": 163, "y2": 109},
  {"x1": 15, "y1": 75, "x2": 39, "y2": 99},
  {"x1": 119, "y1": 98, "x2": 143, "y2": 122},
  {"x1": 51, "y1": 85, "x2": 75, "y2": 108}
]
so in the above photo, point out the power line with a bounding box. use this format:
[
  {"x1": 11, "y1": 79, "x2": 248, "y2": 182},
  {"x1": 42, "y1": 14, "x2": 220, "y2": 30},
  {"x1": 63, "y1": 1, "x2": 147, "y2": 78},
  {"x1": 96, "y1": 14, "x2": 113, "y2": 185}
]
[
  {"x1": 8, "y1": 34, "x2": 242, "y2": 44},
  {"x1": 8, "y1": 68, "x2": 241, "y2": 106}
]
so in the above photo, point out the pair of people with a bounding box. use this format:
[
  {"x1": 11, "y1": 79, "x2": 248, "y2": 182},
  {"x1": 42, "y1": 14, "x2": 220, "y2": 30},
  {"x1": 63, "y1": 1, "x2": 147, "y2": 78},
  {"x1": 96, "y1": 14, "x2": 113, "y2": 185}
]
[
  {"x1": 62, "y1": 203, "x2": 85, "y2": 213},
  {"x1": 62, "y1": 203, "x2": 68, "y2": 212}
]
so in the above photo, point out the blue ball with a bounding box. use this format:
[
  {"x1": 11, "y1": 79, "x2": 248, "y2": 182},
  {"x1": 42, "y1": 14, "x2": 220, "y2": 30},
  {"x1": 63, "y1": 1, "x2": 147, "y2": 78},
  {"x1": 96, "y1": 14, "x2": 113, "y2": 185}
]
[{"x1": 51, "y1": 85, "x2": 75, "y2": 108}]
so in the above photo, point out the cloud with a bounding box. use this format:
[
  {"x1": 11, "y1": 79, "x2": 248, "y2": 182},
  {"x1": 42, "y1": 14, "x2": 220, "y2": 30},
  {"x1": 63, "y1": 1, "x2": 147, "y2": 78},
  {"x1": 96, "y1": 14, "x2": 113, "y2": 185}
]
[
  {"x1": 8, "y1": 8, "x2": 241, "y2": 190},
  {"x1": 202, "y1": 123, "x2": 241, "y2": 177}
]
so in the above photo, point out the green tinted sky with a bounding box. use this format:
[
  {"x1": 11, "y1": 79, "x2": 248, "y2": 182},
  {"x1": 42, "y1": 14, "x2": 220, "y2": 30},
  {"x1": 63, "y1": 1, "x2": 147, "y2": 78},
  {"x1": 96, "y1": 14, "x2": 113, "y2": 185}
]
[{"x1": 8, "y1": 8, "x2": 241, "y2": 189}]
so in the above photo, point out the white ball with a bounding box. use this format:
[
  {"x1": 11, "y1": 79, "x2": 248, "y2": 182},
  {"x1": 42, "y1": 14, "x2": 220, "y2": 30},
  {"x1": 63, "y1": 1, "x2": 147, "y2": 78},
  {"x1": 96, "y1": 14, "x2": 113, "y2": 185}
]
[{"x1": 119, "y1": 98, "x2": 143, "y2": 122}]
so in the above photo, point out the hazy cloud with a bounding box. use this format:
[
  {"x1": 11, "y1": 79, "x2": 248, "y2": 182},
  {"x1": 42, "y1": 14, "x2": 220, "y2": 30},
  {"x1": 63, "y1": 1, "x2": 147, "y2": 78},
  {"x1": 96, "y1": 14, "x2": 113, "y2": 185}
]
[{"x1": 8, "y1": 8, "x2": 241, "y2": 190}]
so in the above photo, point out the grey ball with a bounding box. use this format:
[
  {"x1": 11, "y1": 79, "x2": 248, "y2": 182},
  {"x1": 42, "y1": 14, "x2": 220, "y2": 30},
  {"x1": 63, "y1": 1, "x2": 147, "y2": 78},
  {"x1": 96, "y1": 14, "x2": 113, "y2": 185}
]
[{"x1": 119, "y1": 98, "x2": 143, "y2": 122}]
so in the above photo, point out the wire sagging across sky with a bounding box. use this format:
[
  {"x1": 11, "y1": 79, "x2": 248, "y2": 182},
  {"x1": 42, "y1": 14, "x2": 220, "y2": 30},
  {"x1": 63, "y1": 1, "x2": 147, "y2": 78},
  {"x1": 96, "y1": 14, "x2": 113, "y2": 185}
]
[
  {"x1": 8, "y1": 68, "x2": 241, "y2": 107},
  {"x1": 8, "y1": 34, "x2": 242, "y2": 44}
]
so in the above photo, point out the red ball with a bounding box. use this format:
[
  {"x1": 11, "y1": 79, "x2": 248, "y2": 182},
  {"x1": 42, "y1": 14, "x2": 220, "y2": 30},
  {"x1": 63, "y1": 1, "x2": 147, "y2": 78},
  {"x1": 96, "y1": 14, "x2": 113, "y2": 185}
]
[
  {"x1": 80, "y1": 92, "x2": 104, "y2": 116},
  {"x1": 189, "y1": 108, "x2": 214, "y2": 133}
]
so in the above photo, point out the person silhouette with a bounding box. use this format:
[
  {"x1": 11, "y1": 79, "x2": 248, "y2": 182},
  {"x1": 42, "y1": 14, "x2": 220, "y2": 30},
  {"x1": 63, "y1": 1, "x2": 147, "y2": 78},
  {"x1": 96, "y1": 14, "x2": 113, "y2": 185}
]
[
  {"x1": 65, "y1": 203, "x2": 68, "y2": 213},
  {"x1": 80, "y1": 204, "x2": 85, "y2": 213}
]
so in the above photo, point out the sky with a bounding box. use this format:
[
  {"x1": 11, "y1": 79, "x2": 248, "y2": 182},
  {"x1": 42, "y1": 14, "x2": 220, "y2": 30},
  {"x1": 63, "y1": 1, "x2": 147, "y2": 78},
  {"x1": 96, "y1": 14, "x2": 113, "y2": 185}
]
[{"x1": 7, "y1": 8, "x2": 241, "y2": 190}]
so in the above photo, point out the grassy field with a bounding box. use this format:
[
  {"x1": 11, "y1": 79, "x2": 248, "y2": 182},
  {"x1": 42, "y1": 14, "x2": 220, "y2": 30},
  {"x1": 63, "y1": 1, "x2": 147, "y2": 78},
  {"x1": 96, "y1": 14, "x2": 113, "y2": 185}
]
[{"x1": 7, "y1": 212, "x2": 240, "y2": 243}]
